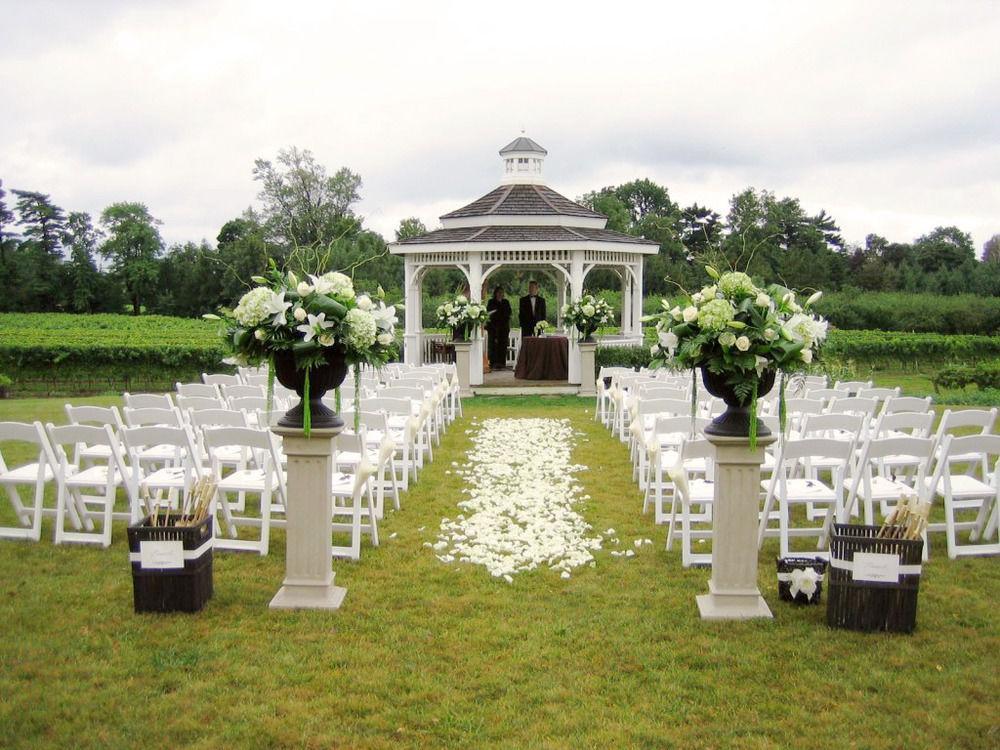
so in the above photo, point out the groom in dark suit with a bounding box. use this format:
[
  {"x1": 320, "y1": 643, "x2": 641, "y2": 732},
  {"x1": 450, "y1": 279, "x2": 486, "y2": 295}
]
[{"x1": 519, "y1": 280, "x2": 547, "y2": 339}]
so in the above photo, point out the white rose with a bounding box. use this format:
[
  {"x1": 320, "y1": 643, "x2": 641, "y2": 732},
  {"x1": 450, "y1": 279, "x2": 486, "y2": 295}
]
[
  {"x1": 658, "y1": 330, "x2": 679, "y2": 353},
  {"x1": 801, "y1": 348, "x2": 813, "y2": 363},
  {"x1": 719, "y1": 331, "x2": 737, "y2": 348},
  {"x1": 682, "y1": 306, "x2": 698, "y2": 323},
  {"x1": 377, "y1": 332, "x2": 393, "y2": 346},
  {"x1": 691, "y1": 292, "x2": 704, "y2": 304},
  {"x1": 254, "y1": 328, "x2": 266, "y2": 340},
  {"x1": 468, "y1": 305, "x2": 481, "y2": 316},
  {"x1": 455, "y1": 294, "x2": 468, "y2": 304},
  {"x1": 296, "y1": 281, "x2": 313, "y2": 297},
  {"x1": 670, "y1": 306, "x2": 682, "y2": 321},
  {"x1": 763, "y1": 327, "x2": 778, "y2": 341},
  {"x1": 293, "y1": 306, "x2": 307, "y2": 322},
  {"x1": 356, "y1": 295, "x2": 373, "y2": 311},
  {"x1": 582, "y1": 304, "x2": 596, "y2": 317},
  {"x1": 735, "y1": 335, "x2": 751, "y2": 352},
  {"x1": 755, "y1": 292, "x2": 771, "y2": 308},
  {"x1": 318, "y1": 334, "x2": 335, "y2": 347}
]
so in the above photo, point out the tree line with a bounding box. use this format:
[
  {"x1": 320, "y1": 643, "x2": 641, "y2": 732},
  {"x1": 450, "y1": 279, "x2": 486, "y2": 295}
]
[{"x1": 1, "y1": 148, "x2": 998, "y2": 318}]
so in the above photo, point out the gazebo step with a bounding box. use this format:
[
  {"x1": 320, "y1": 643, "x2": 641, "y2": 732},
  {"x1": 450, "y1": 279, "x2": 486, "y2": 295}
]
[{"x1": 473, "y1": 385, "x2": 580, "y2": 396}]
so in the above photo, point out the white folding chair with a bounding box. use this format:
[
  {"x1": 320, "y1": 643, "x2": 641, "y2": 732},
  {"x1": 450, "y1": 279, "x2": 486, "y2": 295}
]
[
  {"x1": 176, "y1": 382, "x2": 221, "y2": 399},
  {"x1": 0, "y1": 421, "x2": 57, "y2": 541},
  {"x1": 203, "y1": 426, "x2": 284, "y2": 555},
  {"x1": 340, "y1": 411, "x2": 400, "y2": 515},
  {"x1": 926, "y1": 434, "x2": 1000, "y2": 559},
  {"x1": 221, "y1": 384, "x2": 265, "y2": 400},
  {"x1": 175, "y1": 395, "x2": 225, "y2": 414},
  {"x1": 834, "y1": 380, "x2": 873, "y2": 395},
  {"x1": 65, "y1": 404, "x2": 125, "y2": 466},
  {"x1": 828, "y1": 396, "x2": 879, "y2": 421},
  {"x1": 119, "y1": 425, "x2": 202, "y2": 521},
  {"x1": 330, "y1": 432, "x2": 378, "y2": 561},
  {"x1": 841, "y1": 436, "x2": 935, "y2": 527},
  {"x1": 202, "y1": 373, "x2": 243, "y2": 386},
  {"x1": 881, "y1": 395, "x2": 933, "y2": 415},
  {"x1": 759, "y1": 437, "x2": 855, "y2": 558},
  {"x1": 45, "y1": 423, "x2": 128, "y2": 547},
  {"x1": 644, "y1": 416, "x2": 710, "y2": 524},
  {"x1": 931, "y1": 408, "x2": 997, "y2": 471},
  {"x1": 123, "y1": 392, "x2": 173, "y2": 410},
  {"x1": 663, "y1": 438, "x2": 716, "y2": 567}
]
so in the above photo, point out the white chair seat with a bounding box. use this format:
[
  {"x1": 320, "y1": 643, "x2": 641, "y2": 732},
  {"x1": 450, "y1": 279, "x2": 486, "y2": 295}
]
[
  {"x1": 78, "y1": 444, "x2": 125, "y2": 461},
  {"x1": 66, "y1": 465, "x2": 122, "y2": 487},
  {"x1": 141, "y1": 466, "x2": 189, "y2": 489},
  {"x1": 763, "y1": 478, "x2": 837, "y2": 503},
  {"x1": 842, "y1": 475, "x2": 915, "y2": 502},
  {"x1": 1, "y1": 463, "x2": 55, "y2": 483},
  {"x1": 931, "y1": 475, "x2": 994, "y2": 501},
  {"x1": 658, "y1": 452, "x2": 708, "y2": 474},
  {"x1": 218, "y1": 468, "x2": 277, "y2": 492},
  {"x1": 687, "y1": 478, "x2": 715, "y2": 503},
  {"x1": 139, "y1": 444, "x2": 183, "y2": 462}
]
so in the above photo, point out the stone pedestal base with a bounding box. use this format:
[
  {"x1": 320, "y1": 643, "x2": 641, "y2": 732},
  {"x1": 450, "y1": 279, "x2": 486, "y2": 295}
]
[
  {"x1": 453, "y1": 341, "x2": 473, "y2": 398},
  {"x1": 269, "y1": 426, "x2": 346, "y2": 612},
  {"x1": 697, "y1": 433, "x2": 776, "y2": 621},
  {"x1": 577, "y1": 341, "x2": 597, "y2": 396}
]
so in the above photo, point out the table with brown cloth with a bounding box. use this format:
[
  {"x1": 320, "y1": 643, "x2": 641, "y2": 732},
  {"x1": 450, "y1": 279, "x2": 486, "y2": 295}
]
[{"x1": 514, "y1": 336, "x2": 569, "y2": 380}]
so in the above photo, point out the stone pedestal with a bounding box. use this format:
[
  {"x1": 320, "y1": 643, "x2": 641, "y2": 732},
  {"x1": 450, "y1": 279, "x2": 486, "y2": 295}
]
[
  {"x1": 453, "y1": 341, "x2": 473, "y2": 397},
  {"x1": 269, "y1": 426, "x2": 346, "y2": 610},
  {"x1": 577, "y1": 341, "x2": 597, "y2": 396},
  {"x1": 696, "y1": 433, "x2": 776, "y2": 620}
]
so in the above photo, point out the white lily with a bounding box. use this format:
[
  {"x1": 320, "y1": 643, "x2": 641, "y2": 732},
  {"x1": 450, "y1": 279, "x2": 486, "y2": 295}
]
[
  {"x1": 296, "y1": 312, "x2": 334, "y2": 342},
  {"x1": 264, "y1": 290, "x2": 293, "y2": 327}
]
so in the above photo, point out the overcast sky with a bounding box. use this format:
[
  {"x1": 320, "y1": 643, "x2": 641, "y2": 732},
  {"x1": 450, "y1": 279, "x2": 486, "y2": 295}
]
[{"x1": 2, "y1": 0, "x2": 998, "y2": 252}]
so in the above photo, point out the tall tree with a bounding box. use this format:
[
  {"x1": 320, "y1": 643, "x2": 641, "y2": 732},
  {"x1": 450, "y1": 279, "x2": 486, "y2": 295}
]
[
  {"x1": 13, "y1": 190, "x2": 66, "y2": 256},
  {"x1": 914, "y1": 226, "x2": 975, "y2": 272},
  {"x1": 216, "y1": 216, "x2": 271, "y2": 304},
  {"x1": 982, "y1": 233, "x2": 1000, "y2": 263},
  {"x1": 395, "y1": 217, "x2": 427, "y2": 241},
  {"x1": 252, "y1": 147, "x2": 362, "y2": 248},
  {"x1": 63, "y1": 211, "x2": 104, "y2": 312},
  {"x1": 99, "y1": 202, "x2": 163, "y2": 315},
  {"x1": 0, "y1": 179, "x2": 15, "y2": 257}
]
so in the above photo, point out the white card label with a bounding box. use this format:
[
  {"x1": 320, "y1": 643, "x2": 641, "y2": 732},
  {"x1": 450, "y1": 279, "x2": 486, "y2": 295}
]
[
  {"x1": 139, "y1": 540, "x2": 185, "y2": 569},
  {"x1": 852, "y1": 552, "x2": 900, "y2": 583}
]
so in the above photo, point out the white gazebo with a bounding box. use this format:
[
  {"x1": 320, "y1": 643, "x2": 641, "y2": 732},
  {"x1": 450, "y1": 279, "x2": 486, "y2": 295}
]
[{"x1": 388, "y1": 136, "x2": 658, "y2": 388}]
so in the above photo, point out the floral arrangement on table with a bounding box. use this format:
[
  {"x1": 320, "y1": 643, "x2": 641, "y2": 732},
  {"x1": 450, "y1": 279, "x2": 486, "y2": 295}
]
[
  {"x1": 561, "y1": 294, "x2": 614, "y2": 342},
  {"x1": 207, "y1": 265, "x2": 398, "y2": 432},
  {"x1": 435, "y1": 294, "x2": 492, "y2": 340},
  {"x1": 644, "y1": 266, "x2": 828, "y2": 445},
  {"x1": 534, "y1": 320, "x2": 552, "y2": 336}
]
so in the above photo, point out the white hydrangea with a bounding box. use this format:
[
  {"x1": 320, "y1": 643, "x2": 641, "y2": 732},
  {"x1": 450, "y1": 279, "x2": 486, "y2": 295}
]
[
  {"x1": 344, "y1": 308, "x2": 377, "y2": 349},
  {"x1": 233, "y1": 287, "x2": 272, "y2": 327},
  {"x1": 321, "y1": 272, "x2": 355, "y2": 299},
  {"x1": 784, "y1": 313, "x2": 829, "y2": 347}
]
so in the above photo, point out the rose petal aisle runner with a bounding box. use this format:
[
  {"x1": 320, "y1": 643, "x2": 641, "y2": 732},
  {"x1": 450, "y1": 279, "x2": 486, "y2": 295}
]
[{"x1": 431, "y1": 418, "x2": 602, "y2": 582}]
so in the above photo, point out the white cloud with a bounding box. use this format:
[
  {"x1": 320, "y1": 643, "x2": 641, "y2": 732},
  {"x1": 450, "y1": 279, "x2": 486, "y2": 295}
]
[{"x1": 1, "y1": 0, "x2": 998, "y2": 251}]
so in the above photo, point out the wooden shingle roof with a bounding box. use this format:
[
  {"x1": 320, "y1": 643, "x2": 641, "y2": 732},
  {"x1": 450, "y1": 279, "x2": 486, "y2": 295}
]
[{"x1": 440, "y1": 184, "x2": 604, "y2": 220}]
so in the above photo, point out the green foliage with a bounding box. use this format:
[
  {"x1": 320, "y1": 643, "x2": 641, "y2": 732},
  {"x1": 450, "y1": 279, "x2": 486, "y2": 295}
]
[
  {"x1": 0, "y1": 313, "x2": 225, "y2": 395},
  {"x1": 932, "y1": 361, "x2": 1000, "y2": 392},
  {"x1": 816, "y1": 292, "x2": 1000, "y2": 335},
  {"x1": 823, "y1": 330, "x2": 1000, "y2": 368},
  {"x1": 99, "y1": 202, "x2": 164, "y2": 315}
]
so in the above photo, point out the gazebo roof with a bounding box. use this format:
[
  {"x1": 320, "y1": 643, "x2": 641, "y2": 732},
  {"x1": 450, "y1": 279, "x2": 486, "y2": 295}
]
[
  {"x1": 395, "y1": 224, "x2": 658, "y2": 246},
  {"x1": 440, "y1": 184, "x2": 603, "y2": 220},
  {"x1": 499, "y1": 136, "x2": 547, "y2": 155}
]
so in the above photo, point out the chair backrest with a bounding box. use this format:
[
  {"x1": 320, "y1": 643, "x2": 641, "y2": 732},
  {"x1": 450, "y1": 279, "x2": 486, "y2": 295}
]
[
  {"x1": 203, "y1": 373, "x2": 243, "y2": 386},
  {"x1": 834, "y1": 380, "x2": 874, "y2": 394},
  {"x1": 123, "y1": 406, "x2": 183, "y2": 428},
  {"x1": 123, "y1": 392, "x2": 173, "y2": 409},
  {"x1": 638, "y1": 385, "x2": 688, "y2": 401},
  {"x1": 936, "y1": 408, "x2": 997, "y2": 436},
  {"x1": 857, "y1": 387, "x2": 901, "y2": 402},
  {"x1": 801, "y1": 412, "x2": 864, "y2": 438},
  {"x1": 637, "y1": 398, "x2": 691, "y2": 418},
  {"x1": 366, "y1": 397, "x2": 413, "y2": 416},
  {"x1": 872, "y1": 411, "x2": 934, "y2": 439},
  {"x1": 203, "y1": 426, "x2": 284, "y2": 498},
  {"x1": 243, "y1": 373, "x2": 270, "y2": 387},
  {"x1": 189, "y1": 409, "x2": 249, "y2": 429},
  {"x1": 221, "y1": 384, "x2": 265, "y2": 399},
  {"x1": 652, "y1": 415, "x2": 710, "y2": 439},
  {"x1": 341, "y1": 410, "x2": 389, "y2": 434},
  {"x1": 228, "y1": 396, "x2": 270, "y2": 413},
  {"x1": 882, "y1": 395, "x2": 933, "y2": 414},
  {"x1": 827, "y1": 396, "x2": 879, "y2": 418},
  {"x1": 175, "y1": 395, "x2": 225, "y2": 413},
  {"x1": 0, "y1": 421, "x2": 51, "y2": 470},
  {"x1": 785, "y1": 398, "x2": 825, "y2": 416},
  {"x1": 802, "y1": 387, "x2": 842, "y2": 403},
  {"x1": 380, "y1": 386, "x2": 426, "y2": 402},
  {"x1": 176, "y1": 382, "x2": 220, "y2": 398},
  {"x1": 936, "y1": 434, "x2": 1000, "y2": 481},
  {"x1": 65, "y1": 404, "x2": 123, "y2": 431},
  {"x1": 45, "y1": 423, "x2": 123, "y2": 473},
  {"x1": 777, "y1": 436, "x2": 856, "y2": 465}
]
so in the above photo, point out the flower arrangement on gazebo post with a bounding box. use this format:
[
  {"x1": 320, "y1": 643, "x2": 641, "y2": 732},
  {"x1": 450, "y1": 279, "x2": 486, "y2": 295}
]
[
  {"x1": 209, "y1": 265, "x2": 398, "y2": 434},
  {"x1": 645, "y1": 266, "x2": 828, "y2": 447},
  {"x1": 562, "y1": 294, "x2": 614, "y2": 342},
  {"x1": 435, "y1": 294, "x2": 492, "y2": 341}
]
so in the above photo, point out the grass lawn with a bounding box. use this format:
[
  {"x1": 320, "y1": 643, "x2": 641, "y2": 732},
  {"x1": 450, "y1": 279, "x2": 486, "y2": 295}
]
[{"x1": 0, "y1": 394, "x2": 998, "y2": 749}]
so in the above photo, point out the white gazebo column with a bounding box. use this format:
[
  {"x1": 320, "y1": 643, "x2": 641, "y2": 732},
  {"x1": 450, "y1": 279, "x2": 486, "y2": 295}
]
[
  {"x1": 620, "y1": 271, "x2": 631, "y2": 335},
  {"x1": 403, "y1": 261, "x2": 421, "y2": 365},
  {"x1": 467, "y1": 254, "x2": 484, "y2": 386},
  {"x1": 631, "y1": 262, "x2": 644, "y2": 338},
  {"x1": 567, "y1": 252, "x2": 585, "y2": 385},
  {"x1": 556, "y1": 281, "x2": 566, "y2": 330}
]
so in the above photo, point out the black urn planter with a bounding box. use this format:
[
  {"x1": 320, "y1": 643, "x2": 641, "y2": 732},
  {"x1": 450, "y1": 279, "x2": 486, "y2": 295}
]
[
  {"x1": 273, "y1": 346, "x2": 349, "y2": 430},
  {"x1": 701, "y1": 367, "x2": 776, "y2": 438},
  {"x1": 452, "y1": 324, "x2": 469, "y2": 342}
]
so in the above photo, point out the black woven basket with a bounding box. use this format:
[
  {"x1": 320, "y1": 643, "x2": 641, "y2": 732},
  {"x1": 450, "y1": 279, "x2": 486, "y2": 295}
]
[
  {"x1": 127, "y1": 515, "x2": 214, "y2": 614},
  {"x1": 827, "y1": 524, "x2": 923, "y2": 633},
  {"x1": 776, "y1": 556, "x2": 828, "y2": 604}
]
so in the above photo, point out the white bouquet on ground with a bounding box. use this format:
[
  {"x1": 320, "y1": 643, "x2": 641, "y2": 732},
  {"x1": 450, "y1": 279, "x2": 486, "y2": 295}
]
[
  {"x1": 562, "y1": 294, "x2": 614, "y2": 341},
  {"x1": 435, "y1": 294, "x2": 492, "y2": 340}
]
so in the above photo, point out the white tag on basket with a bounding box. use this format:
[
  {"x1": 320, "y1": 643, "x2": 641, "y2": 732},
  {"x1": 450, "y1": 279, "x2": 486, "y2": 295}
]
[
  {"x1": 852, "y1": 552, "x2": 901, "y2": 583},
  {"x1": 139, "y1": 540, "x2": 185, "y2": 570}
]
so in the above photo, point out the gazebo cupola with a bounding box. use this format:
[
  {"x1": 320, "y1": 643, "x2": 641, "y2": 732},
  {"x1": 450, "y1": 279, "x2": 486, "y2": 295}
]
[{"x1": 499, "y1": 136, "x2": 547, "y2": 185}]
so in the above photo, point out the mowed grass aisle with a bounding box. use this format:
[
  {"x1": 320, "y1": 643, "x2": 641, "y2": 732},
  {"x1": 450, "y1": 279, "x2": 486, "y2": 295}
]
[{"x1": 0, "y1": 395, "x2": 997, "y2": 749}]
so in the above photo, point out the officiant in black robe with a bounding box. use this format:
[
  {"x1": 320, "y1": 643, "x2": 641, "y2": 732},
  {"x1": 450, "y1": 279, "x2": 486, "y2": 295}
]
[
  {"x1": 486, "y1": 286, "x2": 512, "y2": 369},
  {"x1": 518, "y1": 280, "x2": 546, "y2": 339}
]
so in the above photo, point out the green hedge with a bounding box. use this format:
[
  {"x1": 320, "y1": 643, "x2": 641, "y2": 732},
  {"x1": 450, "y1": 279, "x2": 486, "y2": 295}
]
[
  {"x1": 812, "y1": 293, "x2": 1000, "y2": 335},
  {"x1": 932, "y1": 361, "x2": 1000, "y2": 391},
  {"x1": 596, "y1": 329, "x2": 1000, "y2": 375},
  {"x1": 0, "y1": 313, "x2": 227, "y2": 396}
]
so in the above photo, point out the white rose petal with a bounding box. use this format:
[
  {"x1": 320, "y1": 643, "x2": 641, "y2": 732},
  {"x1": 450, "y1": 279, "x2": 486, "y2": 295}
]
[{"x1": 682, "y1": 306, "x2": 699, "y2": 323}]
